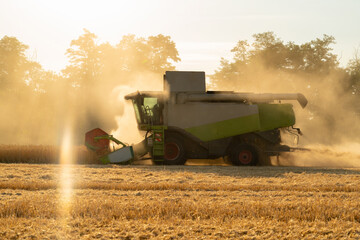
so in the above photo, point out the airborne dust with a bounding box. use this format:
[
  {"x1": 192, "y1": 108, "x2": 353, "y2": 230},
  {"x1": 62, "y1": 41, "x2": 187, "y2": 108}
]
[
  {"x1": 0, "y1": 33, "x2": 359, "y2": 167},
  {"x1": 211, "y1": 59, "x2": 360, "y2": 167},
  {"x1": 92, "y1": 60, "x2": 360, "y2": 167}
]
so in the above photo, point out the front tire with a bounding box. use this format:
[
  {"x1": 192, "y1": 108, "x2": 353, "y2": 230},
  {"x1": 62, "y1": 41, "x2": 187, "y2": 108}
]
[
  {"x1": 163, "y1": 133, "x2": 187, "y2": 165},
  {"x1": 229, "y1": 143, "x2": 259, "y2": 166}
]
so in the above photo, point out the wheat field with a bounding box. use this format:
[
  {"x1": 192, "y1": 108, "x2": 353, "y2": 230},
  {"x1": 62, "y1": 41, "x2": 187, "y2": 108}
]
[
  {"x1": 1, "y1": 163, "x2": 360, "y2": 239},
  {"x1": 0, "y1": 145, "x2": 100, "y2": 164}
]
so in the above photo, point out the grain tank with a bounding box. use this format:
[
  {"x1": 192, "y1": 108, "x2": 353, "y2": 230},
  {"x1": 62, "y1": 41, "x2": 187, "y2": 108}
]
[{"x1": 125, "y1": 71, "x2": 307, "y2": 165}]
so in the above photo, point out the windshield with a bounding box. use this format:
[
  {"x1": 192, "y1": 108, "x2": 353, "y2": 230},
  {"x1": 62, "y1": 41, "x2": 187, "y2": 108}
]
[
  {"x1": 144, "y1": 97, "x2": 157, "y2": 108},
  {"x1": 132, "y1": 96, "x2": 163, "y2": 126}
]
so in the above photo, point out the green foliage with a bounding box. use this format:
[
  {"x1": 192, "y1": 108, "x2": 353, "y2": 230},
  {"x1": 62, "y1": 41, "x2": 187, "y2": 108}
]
[
  {"x1": 300, "y1": 34, "x2": 338, "y2": 74},
  {"x1": 63, "y1": 29, "x2": 180, "y2": 90},
  {"x1": 0, "y1": 36, "x2": 40, "y2": 91},
  {"x1": 347, "y1": 49, "x2": 360, "y2": 95},
  {"x1": 63, "y1": 29, "x2": 101, "y2": 87},
  {"x1": 211, "y1": 32, "x2": 340, "y2": 89}
]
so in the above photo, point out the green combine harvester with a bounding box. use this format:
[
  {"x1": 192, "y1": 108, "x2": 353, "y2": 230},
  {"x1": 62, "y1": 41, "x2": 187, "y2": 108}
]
[{"x1": 86, "y1": 71, "x2": 307, "y2": 166}]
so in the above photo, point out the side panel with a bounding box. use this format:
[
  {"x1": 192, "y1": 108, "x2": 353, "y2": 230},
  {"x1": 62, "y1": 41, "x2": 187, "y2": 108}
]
[
  {"x1": 167, "y1": 102, "x2": 261, "y2": 142},
  {"x1": 258, "y1": 104, "x2": 295, "y2": 131},
  {"x1": 166, "y1": 102, "x2": 296, "y2": 143},
  {"x1": 167, "y1": 102, "x2": 259, "y2": 128},
  {"x1": 164, "y1": 71, "x2": 206, "y2": 92},
  {"x1": 185, "y1": 114, "x2": 261, "y2": 142}
]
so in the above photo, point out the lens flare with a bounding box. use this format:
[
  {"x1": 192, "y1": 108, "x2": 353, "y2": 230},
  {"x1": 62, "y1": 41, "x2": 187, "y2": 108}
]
[{"x1": 59, "y1": 124, "x2": 74, "y2": 218}]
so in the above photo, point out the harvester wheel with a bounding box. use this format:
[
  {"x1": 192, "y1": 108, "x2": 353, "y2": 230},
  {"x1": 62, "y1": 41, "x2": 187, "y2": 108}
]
[
  {"x1": 230, "y1": 143, "x2": 259, "y2": 166},
  {"x1": 163, "y1": 133, "x2": 187, "y2": 165}
]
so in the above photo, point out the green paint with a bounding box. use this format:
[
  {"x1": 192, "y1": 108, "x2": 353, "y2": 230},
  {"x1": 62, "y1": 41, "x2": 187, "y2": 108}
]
[
  {"x1": 184, "y1": 104, "x2": 295, "y2": 142},
  {"x1": 139, "y1": 124, "x2": 167, "y2": 131},
  {"x1": 258, "y1": 104, "x2": 295, "y2": 131},
  {"x1": 100, "y1": 155, "x2": 110, "y2": 164},
  {"x1": 185, "y1": 114, "x2": 261, "y2": 142},
  {"x1": 85, "y1": 142, "x2": 97, "y2": 151},
  {"x1": 130, "y1": 146, "x2": 135, "y2": 158},
  {"x1": 152, "y1": 126, "x2": 166, "y2": 157}
]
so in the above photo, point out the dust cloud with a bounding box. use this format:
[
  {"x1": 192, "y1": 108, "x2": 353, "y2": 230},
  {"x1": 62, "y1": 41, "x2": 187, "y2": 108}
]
[
  {"x1": 110, "y1": 72, "x2": 164, "y2": 145},
  {"x1": 0, "y1": 32, "x2": 179, "y2": 147},
  {"x1": 210, "y1": 60, "x2": 360, "y2": 167},
  {"x1": 0, "y1": 67, "x2": 163, "y2": 147},
  {"x1": 1, "y1": 32, "x2": 359, "y2": 168},
  {"x1": 279, "y1": 143, "x2": 360, "y2": 167}
]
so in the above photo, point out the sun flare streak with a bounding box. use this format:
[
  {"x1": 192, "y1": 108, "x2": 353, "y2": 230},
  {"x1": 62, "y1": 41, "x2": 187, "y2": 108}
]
[{"x1": 59, "y1": 125, "x2": 74, "y2": 216}]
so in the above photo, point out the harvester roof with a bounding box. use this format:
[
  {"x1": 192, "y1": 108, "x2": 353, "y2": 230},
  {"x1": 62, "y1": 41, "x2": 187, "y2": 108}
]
[
  {"x1": 125, "y1": 91, "x2": 308, "y2": 108},
  {"x1": 124, "y1": 91, "x2": 166, "y2": 100}
]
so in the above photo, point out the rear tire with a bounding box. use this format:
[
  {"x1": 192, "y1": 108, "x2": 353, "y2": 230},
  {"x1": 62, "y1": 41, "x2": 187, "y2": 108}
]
[{"x1": 229, "y1": 143, "x2": 259, "y2": 166}]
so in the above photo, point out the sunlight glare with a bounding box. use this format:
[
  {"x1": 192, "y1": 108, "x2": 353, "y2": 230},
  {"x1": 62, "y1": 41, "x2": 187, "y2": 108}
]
[{"x1": 59, "y1": 124, "x2": 74, "y2": 216}]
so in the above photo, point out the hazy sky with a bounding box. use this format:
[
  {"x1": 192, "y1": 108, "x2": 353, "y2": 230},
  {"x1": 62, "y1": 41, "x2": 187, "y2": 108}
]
[{"x1": 1, "y1": 0, "x2": 359, "y2": 74}]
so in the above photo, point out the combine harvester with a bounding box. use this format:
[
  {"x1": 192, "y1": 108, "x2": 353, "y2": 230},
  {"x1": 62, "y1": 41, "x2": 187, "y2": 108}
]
[{"x1": 85, "y1": 71, "x2": 307, "y2": 166}]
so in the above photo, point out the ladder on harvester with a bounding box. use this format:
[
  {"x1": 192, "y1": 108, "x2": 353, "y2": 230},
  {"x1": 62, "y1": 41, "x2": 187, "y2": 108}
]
[
  {"x1": 152, "y1": 126, "x2": 165, "y2": 163},
  {"x1": 144, "y1": 106, "x2": 166, "y2": 163}
]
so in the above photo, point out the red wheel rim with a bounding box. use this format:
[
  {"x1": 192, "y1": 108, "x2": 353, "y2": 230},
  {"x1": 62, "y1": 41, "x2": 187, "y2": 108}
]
[
  {"x1": 165, "y1": 142, "x2": 180, "y2": 161},
  {"x1": 238, "y1": 150, "x2": 253, "y2": 164}
]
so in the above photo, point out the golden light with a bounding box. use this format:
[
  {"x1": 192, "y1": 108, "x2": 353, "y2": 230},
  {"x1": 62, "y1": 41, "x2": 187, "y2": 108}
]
[{"x1": 58, "y1": 123, "x2": 74, "y2": 218}]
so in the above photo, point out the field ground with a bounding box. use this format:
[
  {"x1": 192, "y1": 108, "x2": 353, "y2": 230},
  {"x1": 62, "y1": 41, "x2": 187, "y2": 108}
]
[{"x1": 1, "y1": 164, "x2": 360, "y2": 239}]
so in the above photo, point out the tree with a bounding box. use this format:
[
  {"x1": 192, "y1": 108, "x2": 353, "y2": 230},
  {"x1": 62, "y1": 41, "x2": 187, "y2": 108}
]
[
  {"x1": 300, "y1": 35, "x2": 338, "y2": 74},
  {"x1": 63, "y1": 29, "x2": 101, "y2": 88},
  {"x1": 347, "y1": 49, "x2": 360, "y2": 96},
  {"x1": 146, "y1": 34, "x2": 180, "y2": 73},
  {"x1": 0, "y1": 36, "x2": 40, "y2": 91},
  {"x1": 250, "y1": 32, "x2": 288, "y2": 69},
  {"x1": 62, "y1": 30, "x2": 181, "y2": 142},
  {"x1": 113, "y1": 34, "x2": 180, "y2": 75},
  {"x1": 64, "y1": 30, "x2": 180, "y2": 88},
  {"x1": 211, "y1": 32, "x2": 340, "y2": 90}
]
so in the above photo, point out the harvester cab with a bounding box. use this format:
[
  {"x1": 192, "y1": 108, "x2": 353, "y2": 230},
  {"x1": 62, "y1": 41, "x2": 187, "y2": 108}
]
[
  {"x1": 86, "y1": 71, "x2": 308, "y2": 166},
  {"x1": 127, "y1": 91, "x2": 166, "y2": 127}
]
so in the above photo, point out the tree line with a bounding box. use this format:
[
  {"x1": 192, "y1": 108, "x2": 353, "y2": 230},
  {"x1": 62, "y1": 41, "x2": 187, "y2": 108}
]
[
  {"x1": 0, "y1": 30, "x2": 359, "y2": 144},
  {"x1": 211, "y1": 32, "x2": 359, "y2": 94}
]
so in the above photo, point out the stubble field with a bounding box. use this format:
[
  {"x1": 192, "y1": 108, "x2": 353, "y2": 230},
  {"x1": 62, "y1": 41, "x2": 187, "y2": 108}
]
[{"x1": 1, "y1": 163, "x2": 360, "y2": 239}]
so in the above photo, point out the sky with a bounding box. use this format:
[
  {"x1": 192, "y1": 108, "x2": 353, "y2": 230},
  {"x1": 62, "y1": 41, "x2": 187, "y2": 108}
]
[{"x1": 0, "y1": 0, "x2": 360, "y2": 74}]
